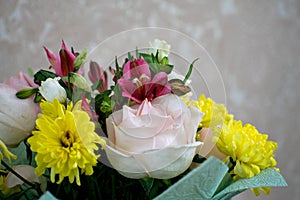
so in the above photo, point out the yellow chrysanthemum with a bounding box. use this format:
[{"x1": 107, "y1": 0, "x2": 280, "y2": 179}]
[
  {"x1": 183, "y1": 94, "x2": 233, "y2": 134},
  {"x1": 216, "y1": 119, "x2": 278, "y2": 178},
  {"x1": 28, "y1": 99, "x2": 106, "y2": 186}
]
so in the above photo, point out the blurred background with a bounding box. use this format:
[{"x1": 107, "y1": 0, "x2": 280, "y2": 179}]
[{"x1": 0, "y1": 0, "x2": 299, "y2": 199}]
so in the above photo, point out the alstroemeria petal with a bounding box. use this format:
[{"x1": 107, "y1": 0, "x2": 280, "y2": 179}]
[
  {"x1": 43, "y1": 46, "x2": 57, "y2": 67},
  {"x1": 122, "y1": 59, "x2": 151, "y2": 79}
]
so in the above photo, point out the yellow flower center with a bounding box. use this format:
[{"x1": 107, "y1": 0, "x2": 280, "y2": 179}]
[{"x1": 61, "y1": 130, "x2": 74, "y2": 148}]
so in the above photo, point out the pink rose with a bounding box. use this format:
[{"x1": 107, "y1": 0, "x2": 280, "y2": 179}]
[
  {"x1": 0, "y1": 72, "x2": 39, "y2": 147},
  {"x1": 105, "y1": 94, "x2": 202, "y2": 179}
]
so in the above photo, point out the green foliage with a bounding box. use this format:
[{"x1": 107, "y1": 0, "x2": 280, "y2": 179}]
[
  {"x1": 183, "y1": 58, "x2": 198, "y2": 84},
  {"x1": 73, "y1": 49, "x2": 87, "y2": 72},
  {"x1": 140, "y1": 53, "x2": 173, "y2": 76},
  {"x1": 16, "y1": 88, "x2": 38, "y2": 99}
]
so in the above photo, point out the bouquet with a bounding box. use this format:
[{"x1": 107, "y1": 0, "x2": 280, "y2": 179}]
[{"x1": 0, "y1": 39, "x2": 287, "y2": 199}]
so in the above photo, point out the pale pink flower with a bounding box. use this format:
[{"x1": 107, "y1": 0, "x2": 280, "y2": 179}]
[
  {"x1": 105, "y1": 94, "x2": 202, "y2": 179},
  {"x1": 0, "y1": 72, "x2": 39, "y2": 147}
]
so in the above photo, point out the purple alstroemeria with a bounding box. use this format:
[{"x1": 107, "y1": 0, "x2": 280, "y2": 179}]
[
  {"x1": 44, "y1": 40, "x2": 84, "y2": 77},
  {"x1": 118, "y1": 58, "x2": 171, "y2": 104},
  {"x1": 88, "y1": 61, "x2": 108, "y2": 92}
]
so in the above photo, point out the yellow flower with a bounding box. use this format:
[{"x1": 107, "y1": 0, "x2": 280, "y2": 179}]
[
  {"x1": 216, "y1": 119, "x2": 278, "y2": 179},
  {"x1": 28, "y1": 99, "x2": 105, "y2": 186},
  {"x1": 183, "y1": 94, "x2": 233, "y2": 134}
]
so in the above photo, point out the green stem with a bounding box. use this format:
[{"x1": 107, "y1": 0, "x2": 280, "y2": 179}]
[{"x1": 68, "y1": 72, "x2": 72, "y2": 100}]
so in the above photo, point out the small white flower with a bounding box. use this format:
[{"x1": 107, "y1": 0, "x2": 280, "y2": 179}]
[
  {"x1": 148, "y1": 39, "x2": 171, "y2": 61},
  {"x1": 39, "y1": 77, "x2": 67, "y2": 103}
]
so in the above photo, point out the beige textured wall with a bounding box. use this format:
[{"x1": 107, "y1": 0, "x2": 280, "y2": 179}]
[{"x1": 1, "y1": 1, "x2": 299, "y2": 199}]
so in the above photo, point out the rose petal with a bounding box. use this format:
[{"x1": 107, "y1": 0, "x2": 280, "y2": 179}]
[
  {"x1": 104, "y1": 137, "x2": 201, "y2": 179},
  {"x1": 0, "y1": 85, "x2": 37, "y2": 146},
  {"x1": 105, "y1": 94, "x2": 203, "y2": 179}
]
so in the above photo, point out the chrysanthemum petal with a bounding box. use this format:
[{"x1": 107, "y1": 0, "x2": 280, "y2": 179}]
[{"x1": 28, "y1": 98, "x2": 106, "y2": 186}]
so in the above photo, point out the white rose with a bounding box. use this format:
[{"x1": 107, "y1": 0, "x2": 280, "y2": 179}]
[
  {"x1": 39, "y1": 77, "x2": 67, "y2": 103},
  {"x1": 148, "y1": 39, "x2": 171, "y2": 61},
  {"x1": 105, "y1": 94, "x2": 202, "y2": 179}
]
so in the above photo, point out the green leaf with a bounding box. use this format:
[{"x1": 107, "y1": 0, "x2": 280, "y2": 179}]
[
  {"x1": 140, "y1": 54, "x2": 154, "y2": 73},
  {"x1": 154, "y1": 157, "x2": 229, "y2": 200},
  {"x1": 183, "y1": 58, "x2": 199, "y2": 84},
  {"x1": 213, "y1": 168, "x2": 288, "y2": 200},
  {"x1": 128, "y1": 52, "x2": 134, "y2": 61},
  {"x1": 39, "y1": 191, "x2": 58, "y2": 200},
  {"x1": 34, "y1": 70, "x2": 57, "y2": 85},
  {"x1": 155, "y1": 157, "x2": 287, "y2": 200},
  {"x1": 139, "y1": 178, "x2": 154, "y2": 196},
  {"x1": 73, "y1": 49, "x2": 88, "y2": 71},
  {"x1": 161, "y1": 57, "x2": 169, "y2": 65},
  {"x1": 158, "y1": 64, "x2": 173, "y2": 74},
  {"x1": 34, "y1": 92, "x2": 43, "y2": 103},
  {"x1": 16, "y1": 88, "x2": 38, "y2": 99},
  {"x1": 91, "y1": 80, "x2": 103, "y2": 91}
]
